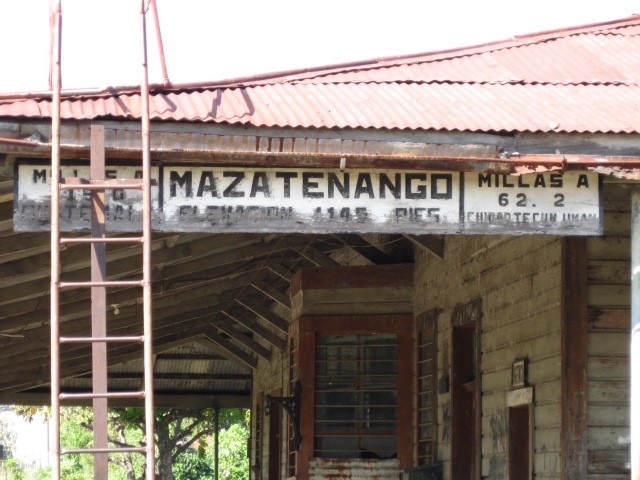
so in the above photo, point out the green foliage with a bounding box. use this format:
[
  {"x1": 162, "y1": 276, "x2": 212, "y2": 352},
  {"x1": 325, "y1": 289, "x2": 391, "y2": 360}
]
[
  {"x1": 215, "y1": 409, "x2": 250, "y2": 480},
  {"x1": 172, "y1": 449, "x2": 215, "y2": 480},
  {"x1": 4, "y1": 458, "x2": 25, "y2": 480},
  {"x1": 36, "y1": 406, "x2": 250, "y2": 479},
  {"x1": 0, "y1": 413, "x2": 17, "y2": 459},
  {"x1": 32, "y1": 467, "x2": 52, "y2": 480}
]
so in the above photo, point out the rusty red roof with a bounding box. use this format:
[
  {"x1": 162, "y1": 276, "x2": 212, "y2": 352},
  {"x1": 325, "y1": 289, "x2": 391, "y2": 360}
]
[{"x1": 1, "y1": 15, "x2": 640, "y2": 134}]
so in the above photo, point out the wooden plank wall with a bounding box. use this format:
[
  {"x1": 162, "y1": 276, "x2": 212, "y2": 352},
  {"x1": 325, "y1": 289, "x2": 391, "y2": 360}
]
[
  {"x1": 587, "y1": 183, "x2": 631, "y2": 479},
  {"x1": 414, "y1": 235, "x2": 563, "y2": 480}
]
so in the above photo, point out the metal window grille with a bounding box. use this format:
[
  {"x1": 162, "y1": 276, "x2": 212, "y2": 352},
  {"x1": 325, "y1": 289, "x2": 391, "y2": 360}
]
[
  {"x1": 314, "y1": 333, "x2": 398, "y2": 460},
  {"x1": 417, "y1": 312, "x2": 438, "y2": 465}
]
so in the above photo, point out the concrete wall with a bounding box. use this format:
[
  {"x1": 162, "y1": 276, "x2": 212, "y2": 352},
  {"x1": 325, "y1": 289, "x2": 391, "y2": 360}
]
[{"x1": 414, "y1": 234, "x2": 563, "y2": 480}]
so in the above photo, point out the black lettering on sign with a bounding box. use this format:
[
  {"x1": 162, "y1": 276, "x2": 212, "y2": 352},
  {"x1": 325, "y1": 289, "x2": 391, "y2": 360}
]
[
  {"x1": 502, "y1": 175, "x2": 514, "y2": 188},
  {"x1": 517, "y1": 176, "x2": 530, "y2": 188},
  {"x1": 380, "y1": 173, "x2": 401, "y2": 199},
  {"x1": 276, "y1": 172, "x2": 297, "y2": 198},
  {"x1": 431, "y1": 173, "x2": 453, "y2": 199},
  {"x1": 303, "y1": 172, "x2": 324, "y2": 198},
  {"x1": 478, "y1": 173, "x2": 492, "y2": 187},
  {"x1": 249, "y1": 172, "x2": 271, "y2": 197},
  {"x1": 328, "y1": 173, "x2": 349, "y2": 199},
  {"x1": 577, "y1": 174, "x2": 589, "y2": 188},
  {"x1": 354, "y1": 173, "x2": 374, "y2": 199},
  {"x1": 223, "y1": 172, "x2": 245, "y2": 198},
  {"x1": 406, "y1": 173, "x2": 427, "y2": 199},
  {"x1": 197, "y1": 171, "x2": 218, "y2": 197},
  {"x1": 33, "y1": 169, "x2": 47, "y2": 183},
  {"x1": 106, "y1": 169, "x2": 125, "y2": 201},
  {"x1": 355, "y1": 207, "x2": 368, "y2": 222},
  {"x1": 533, "y1": 175, "x2": 546, "y2": 188},
  {"x1": 550, "y1": 173, "x2": 563, "y2": 188},
  {"x1": 170, "y1": 170, "x2": 193, "y2": 198}
]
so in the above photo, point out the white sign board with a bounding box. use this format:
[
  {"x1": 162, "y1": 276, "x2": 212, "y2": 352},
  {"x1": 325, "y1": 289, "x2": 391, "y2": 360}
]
[{"x1": 14, "y1": 162, "x2": 602, "y2": 235}]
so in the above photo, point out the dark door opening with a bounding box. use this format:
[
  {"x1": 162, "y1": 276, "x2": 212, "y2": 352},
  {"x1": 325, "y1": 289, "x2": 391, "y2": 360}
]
[
  {"x1": 268, "y1": 391, "x2": 282, "y2": 480},
  {"x1": 451, "y1": 322, "x2": 479, "y2": 480},
  {"x1": 508, "y1": 405, "x2": 531, "y2": 480}
]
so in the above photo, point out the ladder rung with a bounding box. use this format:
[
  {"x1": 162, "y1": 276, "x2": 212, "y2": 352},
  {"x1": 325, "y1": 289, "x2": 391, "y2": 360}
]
[
  {"x1": 60, "y1": 336, "x2": 145, "y2": 344},
  {"x1": 59, "y1": 178, "x2": 145, "y2": 190},
  {"x1": 60, "y1": 237, "x2": 144, "y2": 245},
  {"x1": 61, "y1": 447, "x2": 148, "y2": 455},
  {"x1": 59, "y1": 280, "x2": 145, "y2": 289},
  {"x1": 59, "y1": 391, "x2": 146, "y2": 400}
]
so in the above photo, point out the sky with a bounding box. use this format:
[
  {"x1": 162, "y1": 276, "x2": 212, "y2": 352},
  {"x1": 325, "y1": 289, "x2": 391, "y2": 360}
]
[{"x1": 0, "y1": 1, "x2": 638, "y2": 93}]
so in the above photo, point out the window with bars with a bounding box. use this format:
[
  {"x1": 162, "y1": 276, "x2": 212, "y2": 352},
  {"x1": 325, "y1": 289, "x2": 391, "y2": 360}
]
[
  {"x1": 314, "y1": 333, "x2": 398, "y2": 460},
  {"x1": 287, "y1": 334, "x2": 298, "y2": 477},
  {"x1": 297, "y1": 315, "x2": 413, "y2": 473},
  {"x1": 254, "y1": 393, "x2": 263, "y2": 473},
  {"x1": 417, "y1": 310, "x2": 438, "y2": 465}
]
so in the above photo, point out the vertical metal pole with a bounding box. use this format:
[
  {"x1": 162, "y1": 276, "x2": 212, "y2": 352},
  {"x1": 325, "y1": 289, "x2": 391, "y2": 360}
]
[
  {"x1": 49, "y1": 1, "x2": 62, "y2": 479},
  {"x1": 148, "y1": 0, "x2": 170, "y2": 86},
  {"x1": 632, "y1": 192, "x2": 640, "y2": 480},
  {"x1": 90, "y1": 125, "x2": 108, "y2": 479},
  {"x1": 140, "y1": 1, "x2": 155, "y2": 478}
]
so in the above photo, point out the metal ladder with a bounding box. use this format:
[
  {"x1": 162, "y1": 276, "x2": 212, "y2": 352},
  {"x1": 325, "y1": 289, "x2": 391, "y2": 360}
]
[{"x1": 49, "y1": 1, "x2": 156, "y2": 478}]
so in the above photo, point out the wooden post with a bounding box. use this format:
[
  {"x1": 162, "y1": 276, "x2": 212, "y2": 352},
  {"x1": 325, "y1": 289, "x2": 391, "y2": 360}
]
[
  {"x1": 561, "y1": 237, "x2": 588, "y2": 480},
  {"x1": 631, "y1": 193, "x2": 640, "y2": 480},
  {"x1": 90, "y1": 125, "x2": 108, "y2": 479}
]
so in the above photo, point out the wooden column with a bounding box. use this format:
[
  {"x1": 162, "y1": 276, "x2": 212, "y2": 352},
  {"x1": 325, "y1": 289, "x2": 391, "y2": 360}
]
[
  {"x1": 90, "y1": 125, "x2": 108, "y2": 478},
  {"x1": 631, "y1": 193, "x2": 640, "y2": 480},
  {"x1": 561, "y1": 237, "x2": 588, "y2": 480}
]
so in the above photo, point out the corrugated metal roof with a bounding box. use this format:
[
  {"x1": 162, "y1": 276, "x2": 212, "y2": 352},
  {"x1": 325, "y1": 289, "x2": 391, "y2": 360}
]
[
  {"x1": 1, "y1": 15, "x2": 640, "y2": 134},
  {"x1": 61, "y1": 341, "x2": 251, "y2": 395}
]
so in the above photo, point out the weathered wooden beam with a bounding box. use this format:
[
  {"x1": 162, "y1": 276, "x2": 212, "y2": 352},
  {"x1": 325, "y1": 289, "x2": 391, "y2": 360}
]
[
  {"x1": 197, "y1": 333, "x2": 258, "y2": 371},
  {"x1": 402, "y1": 234, "x2": 445, "y2": 260},
  {"x1": 0, "y1": 179, "x2": 12, "y2": 204},
  {"x1": 77, "y1": 372, "x2": 251, "y2": 381},
  {"x1": 212, "y1": 316, "x2": 272, "y2": 361},
  {"x1": 0, "y1": 297, "x2": 246, "y2": 369},
  {"x1": 0, "y1": 232, "x2": 261, "y2": 303},
  {"x1": 332, "y1": 234, "x2": 395, "y2": 264},
  {"x1": 250, "y1": 280, "x2": 291, "y2": 311},
  {"x1": 156, "y1": 353, "x2": 225, "y2": 361},
  {"x1": 562, "y1": 237, "x2": 589, "y2": 480},
  {"x1": 222, "y1": 307, "x2": 287, "y2": 353},
  {"x1": 0, "y1": 269, "x2": 255, "y2": 332},
  {"x1": 0, "y1": 331, "x2": 208, "y2": 394},
  {"x1": 292, "y1": 244, "x2": 340, "y2": 267},
  {"x1": 236, "y1": 297, "x2": 290, "y2": 334},
  {"x1": 0, "y1": 392, "x2": 251, "y2": 408},
  {"x1": 0, "y1": 295, "x2": 243, "y2": 363}
]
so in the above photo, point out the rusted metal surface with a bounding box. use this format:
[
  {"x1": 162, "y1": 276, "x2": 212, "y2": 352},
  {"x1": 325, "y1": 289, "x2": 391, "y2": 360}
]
[
  {"x1": 49, "y1": 1, "x2": 62, "y2": 478},
  {"x1": 89, "y1": 125, "x2": 108, "y2": 478},
  {"x1": 139, "y1": 1, "x2": 156, "y2": 477},
  {"x1": 0, "y1": 16, "x2": 640, "y2": 133},
  {"x1": 1, "y1": 16, "x2": 640, "y2": 135},
  {"x1": 2, "y1": 81, "x2": 640, "y2": 134},
  {"x1": 148, "y1": 0, "x2": 170, "y2": 86},
  {"x1": 308, "y1": 458, "x2": 401, "y2": 480},
  {"x1": 297, "y1": 31, "x2": 640, "y2": 85}
]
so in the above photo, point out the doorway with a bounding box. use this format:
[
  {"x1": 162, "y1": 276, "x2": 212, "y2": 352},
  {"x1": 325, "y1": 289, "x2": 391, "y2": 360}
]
[{"x1": 451, "y1": 300, "x2": 481, "y2": 480}]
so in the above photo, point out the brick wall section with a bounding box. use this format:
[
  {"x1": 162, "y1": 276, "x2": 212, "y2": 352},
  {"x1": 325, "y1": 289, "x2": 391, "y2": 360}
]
[{"x1": 414, "y1": 235, "x2": 563, "y2": 480}]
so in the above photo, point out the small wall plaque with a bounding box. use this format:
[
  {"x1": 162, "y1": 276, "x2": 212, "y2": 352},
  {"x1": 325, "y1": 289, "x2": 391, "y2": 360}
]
[{"x1": 512, "y1": 358, "x2": 528, "y2": 388}]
